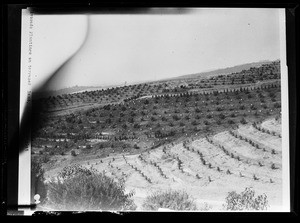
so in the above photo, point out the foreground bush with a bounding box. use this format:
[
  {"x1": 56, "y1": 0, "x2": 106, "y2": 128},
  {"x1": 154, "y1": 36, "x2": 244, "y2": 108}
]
[
  {"x1": 223, "y1": 187, "x2": 268, "y2": 211},
  {"x1": 31, "y1": 157, "x2": 47, "y2": 203},
  {"x1": 142, "y1": 190, "x2": 197, "y2": 211},
  {"x1": 46, "y1": 164, "x2": 136, "y2": 211}
]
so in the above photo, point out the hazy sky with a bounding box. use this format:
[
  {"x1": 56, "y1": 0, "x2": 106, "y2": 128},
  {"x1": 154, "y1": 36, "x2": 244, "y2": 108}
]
[{"x1": 29, "y1": 8, "x2": 282, "y2": 91}]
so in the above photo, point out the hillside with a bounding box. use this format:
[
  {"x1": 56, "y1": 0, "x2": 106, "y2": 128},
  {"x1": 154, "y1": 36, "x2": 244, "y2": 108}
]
[
  {"x1": 39, "y1": 118, "x2": 283, "y2": 211},
  {"x1": 163, "y1": 60, "x2": 276, "y2": 81},
  {"x1": 33, "y1": 60, "x2": 280, "y2": 114},
  {"x1": 31, "y1": 60, "x2": 283, "y2": 211},
  {"x1": 33, "y1": 86, "x2": 105, "y2": 99},
  {"x1": 32, "y1": 60, "x2": 277, "y2": 100}
]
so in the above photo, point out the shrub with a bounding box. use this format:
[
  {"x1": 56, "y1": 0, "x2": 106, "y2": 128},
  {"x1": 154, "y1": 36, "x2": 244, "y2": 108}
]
[
  {"x1": 250, "y1": 104, "x2": 257, "y2": 110},
  {"x1": 191, "y1": 120, "x2": 198, "y2": 126},
  {"x1": 151, "y1": 116, "x2": 156, "y2": 122},
  {"x1": 40, "y1": 154, "x2": 51, "y2": 163},
  {"x1": 172, "y1": 115, "x2": 180, "y2": 121},
  {"x1": 31, "y1": 158, "x2": 47, "y2": 204},
  {"x1": 228, "y1": 119, "x2": 235, "y2": 125},
  {"x1": 240, "y1": 117, "x2": 247, "y2": 124},
  {"x1": 253, "y1": 174, "x2": 259, "y2": 181},
  {"x1": 275, "y1": 115, "x2": 281, "y2": 122},
  {"x1": 274, "y1": 102, "x2": 281, "y2": 109},
  {"x1": 230, "y1": 113, "x2": 236, "y2": 118},
  {"x1": 223, "y1": 187, "x2": 268, "y2": 211},
  {"x1": 71, "y1": 150, "x2": 77, "y2": 156},
  {"x1": 47, "y1": 165, "x2": 136, "y2": 211},
  {"x1": 219, "y1": 113, "x2": 226, "y2": 120},
  {"x1": 142, "y1": 190, "x2": 197, "y2": 211},
  {"x1": 206, "y1": 114, "x2": 212, "y2": 119},
  {"x1": 271, "y1": 163, "x2": 278, "y2": 170}
]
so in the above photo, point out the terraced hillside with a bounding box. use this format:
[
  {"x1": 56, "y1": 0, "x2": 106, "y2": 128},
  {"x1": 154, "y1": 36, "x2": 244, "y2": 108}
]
[
  {"x1": 31, "y1": 60, "x2": 284, "y2": 211},
  {"x1": 42, "y1": 118, "x2": 282, "y2": 210},
  {"x1": 32, "y1": 82, "x2": 281, "y2": 155},
  {"x1": 33, "y1": 60, "x2": 280, "y2": 112}
]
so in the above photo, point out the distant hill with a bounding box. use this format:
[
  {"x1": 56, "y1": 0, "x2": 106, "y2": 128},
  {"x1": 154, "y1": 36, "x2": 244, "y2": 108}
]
[
  {"x1": 33, "y1": 60, "x2": 278, "y2": 99},
  {"x1": 164, "y1": 60, "x2": 276, "y2": 81},
  {"x1": 33, "y1": 86, "x2": 105, "y2": 99}
]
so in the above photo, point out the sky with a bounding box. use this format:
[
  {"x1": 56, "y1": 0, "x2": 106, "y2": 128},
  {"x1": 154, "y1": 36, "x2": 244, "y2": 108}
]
[{"x1": 28, "y1": 8, "x2": 282, "y2": 91}]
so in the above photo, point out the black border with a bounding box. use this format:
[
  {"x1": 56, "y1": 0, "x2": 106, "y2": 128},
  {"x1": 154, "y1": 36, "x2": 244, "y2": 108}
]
[
  {"x1": 2, "y1": 0, "x2": 299, "y2": 219},
  {"x1": 3, "y1": 3, "x2": 22, "y2": 216}
]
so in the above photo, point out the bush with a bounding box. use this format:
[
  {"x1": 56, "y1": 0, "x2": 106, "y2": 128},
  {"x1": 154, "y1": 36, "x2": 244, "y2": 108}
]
[
  {"x1": 142, "y1": 190, "x2": 197, "y2": 211},
  {"x1": 39, "y1": 153, "x2": 51, "y2": 163},
  {"x1": 274, "y1": 102, "x2": 281, "y2": 109},
  {"x1": 250, "y1": 104, "x2": 257, "y2": 110},
  {"x1": 31, "y1": 158, "x2": 47, "y2": 203},
  {"x1": 203, "y1": 120, "x2": 210, "y2": 125},
  {"x1": 271, "y1": 163, "x2": 278, "y2": 170},
  {"x1": 219, "y1": 113, "x2": 226, "y2": 120},
  {"x1": 47, "y1": 165, "x2": 136, "y2": 211},
  {"x1": 172, "y1": 115, "x2": 180, "y2": 121},
  {"x1": 240, "y1": 117, "x2": 247, "y2": 124},
  {"x1": 206, "y1": 114, "x2": 212, "y2": 119},
  {"x1": 71, "y1": 150, "x2": 77, "y2": 156},
  {"x1": 191, "y1": 120, "x2": 198, "y2": 126},
  {"x1": 228, "y1": 119, "x2": 235, "y2": 125},
  {"x1": 223, "y1": 187, "x2": 268, "y2": 211}
]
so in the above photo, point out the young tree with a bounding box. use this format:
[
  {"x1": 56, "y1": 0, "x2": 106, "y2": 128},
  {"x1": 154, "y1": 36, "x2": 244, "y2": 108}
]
[{"x1": 71, "y1": 150, "x2": 77, "y2": 156}]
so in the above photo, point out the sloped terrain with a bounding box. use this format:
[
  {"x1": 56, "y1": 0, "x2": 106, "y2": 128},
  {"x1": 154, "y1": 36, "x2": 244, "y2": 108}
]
[
  {"x1": 42, "y1": 118, "x2": 282, "y2": 210},
  {"x1": 32, "y1": 61, "x2": 284, "y2": 211}
]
